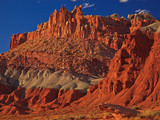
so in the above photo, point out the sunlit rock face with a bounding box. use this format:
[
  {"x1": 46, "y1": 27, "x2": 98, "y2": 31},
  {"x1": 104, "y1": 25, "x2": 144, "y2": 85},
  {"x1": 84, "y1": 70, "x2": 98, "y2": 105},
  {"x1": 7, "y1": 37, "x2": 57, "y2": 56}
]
[
  {"x1": 128, "y1": 12, "x2": 158, "y2": 33},
  {"x1": 0, "y1": 5, "x2": 160, "y2": 116},
  {"x1": 10, "y1": 5, "x2": 131, "y2": 51}
]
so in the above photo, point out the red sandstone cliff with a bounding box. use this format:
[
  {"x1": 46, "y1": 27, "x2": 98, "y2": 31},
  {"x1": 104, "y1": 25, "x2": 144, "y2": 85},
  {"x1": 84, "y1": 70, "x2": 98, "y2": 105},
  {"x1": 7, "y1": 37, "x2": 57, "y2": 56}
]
[
  {"x1": 0, "y1": 84, "x2": 86, "y2": 115},
  {"x1": 70, "y1": 22, "x2": 160, "y2": 108},
  {"x1": 10, "y1": 33, "x2": 27, "y2": 50},
  {"x1": 0, "y1": 6, "x2": 160, "y2": 118},
  {"x1": 9, "y1": 7, "x2": 158, "y2": 52},
  {"x1": 10, "y1": 6, "x2": 130, "y2": 51},
  {"x1": 98, "y1": 30, "x2": 160, "y2": 107}
]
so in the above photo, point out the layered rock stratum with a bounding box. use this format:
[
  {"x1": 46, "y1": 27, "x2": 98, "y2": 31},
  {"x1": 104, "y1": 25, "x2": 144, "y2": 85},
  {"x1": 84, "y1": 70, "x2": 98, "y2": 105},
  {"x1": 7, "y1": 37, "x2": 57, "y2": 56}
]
[{"x1": 0, "y1": 5, "x2": 160, "y2": 119}]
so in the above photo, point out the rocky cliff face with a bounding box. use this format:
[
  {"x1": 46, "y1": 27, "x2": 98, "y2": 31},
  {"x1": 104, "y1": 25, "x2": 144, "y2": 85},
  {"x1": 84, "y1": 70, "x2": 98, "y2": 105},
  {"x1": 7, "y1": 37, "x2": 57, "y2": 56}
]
[
  {"x1": 101, "y1": 30, "x2": 154, "y2": 95},
  {"x1": 10, "y1": 33, "x2": 27, "y2": 50},
  {"x1": 0, "y1": 84, "x2": 86, "y2": 115},
  {"x1": 10, "y1": 5, "x2": 130, "y2": 51},
  {"x1": 72, "y1": 22, "x2": 160, "y2": 108},
  {"x1": 100, "y1": 26, "x2": 160, "y2": 106},
  {"x1": 0, "y1": 6, "x2": 160, "y2": 117},
  {"x1": 8, "y1": 6, "x2": 158, "y2": 76},
  {"x1": 128, "y1": 12, "x2": 158, "y2": 33},
  {"x1": 10, "y1": 7, "x2": 158, "y2": 51}
]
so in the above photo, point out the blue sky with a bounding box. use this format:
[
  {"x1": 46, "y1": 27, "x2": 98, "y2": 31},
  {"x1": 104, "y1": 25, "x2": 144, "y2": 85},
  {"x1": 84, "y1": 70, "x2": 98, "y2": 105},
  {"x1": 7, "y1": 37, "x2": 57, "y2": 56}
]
[{"x1": 0, "y1": 0, "x2": 159, "y2": 53}]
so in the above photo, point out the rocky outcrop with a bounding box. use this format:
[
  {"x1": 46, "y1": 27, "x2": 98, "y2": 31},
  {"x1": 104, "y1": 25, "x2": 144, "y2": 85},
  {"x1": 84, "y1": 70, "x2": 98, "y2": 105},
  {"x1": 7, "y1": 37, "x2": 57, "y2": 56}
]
[
  {"x1": 52, "y1": 90, "x2": 86, "y2": 108},
  {"x1": 66, "y1": 22, "x2": 160, "y2": 110},
  {"x1": 8, "y1": 6, "x2": 132, "y2": 77},
  {"x1": 101, "y1": 29, "x2": 154, "y2": 95},
  {"x1": 99, "y1": 103, "x2": 139, "y2": 119},
  {"x1": 89, "y1": 22, "x2": 160, "y2": 106},
  {"x1": 128, "y1": 12, "x2": 157, "y2": 21},
  {"x1": 128, "y1": 12, "x2": 158, "y2": 33},
  {"x1": 6, "y1": 37, "x2": 116, "y2": 76},
  {"x1": 0, "y1": 86, "x2": 85, "y2": 115},
  {"x1": 10, "y1": 8, "x2": 159, "y2": 51},
  {"x1": 140, "y1": 22, "x2": 160, "y2": 32},
  {"x1": 110, "y1": 13, "x2": 121, "y2": 19},
  {"x1": 10, "y1": 33, "x2": 27, "y2": 50},
  {"x1": 8, "y1": 7, "x2": 159, "y2": 77},
  {"x1": 9, "y1": 6, "x2": 130, "y2": 51}
]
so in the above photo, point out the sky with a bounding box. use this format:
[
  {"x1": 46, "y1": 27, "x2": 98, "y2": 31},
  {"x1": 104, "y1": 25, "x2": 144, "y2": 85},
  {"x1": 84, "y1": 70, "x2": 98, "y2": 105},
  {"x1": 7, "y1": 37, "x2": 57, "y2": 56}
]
[{"x1": 0, "y1": 0, "x2": 160, "y2": 53}]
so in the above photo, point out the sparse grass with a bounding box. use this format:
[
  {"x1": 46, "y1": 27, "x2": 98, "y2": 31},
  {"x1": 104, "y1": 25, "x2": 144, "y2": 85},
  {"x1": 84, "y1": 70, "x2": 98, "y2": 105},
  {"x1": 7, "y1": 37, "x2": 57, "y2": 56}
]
[
  {"x1": 123, "y1": 110, "x2": 160, "y2": 120},
  {"x1": 141, "y1": 110, "x2": 160, "y2": 118},
  {"x1": 1, "y1": 109, "x2": 160, "y2": 120},
  {"x1": 51, "y1": 113, "x2": 86, "y2": 120}
]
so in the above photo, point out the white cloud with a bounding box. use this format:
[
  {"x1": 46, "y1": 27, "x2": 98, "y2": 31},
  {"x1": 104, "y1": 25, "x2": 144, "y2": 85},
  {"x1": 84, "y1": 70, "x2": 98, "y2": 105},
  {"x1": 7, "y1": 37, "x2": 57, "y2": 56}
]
[
  {"x1": 71, "y1": 0, "x2": 77, "y2": 2},
  {"x1": 135, "y1": 9, "x2": 150, "y2": 13},
  {"x1": 119, "y1": 0, "x2": 128, "y2": 2},
  {"x1": 82, "y1": 3, "x2": 95, "y2": 9}
]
